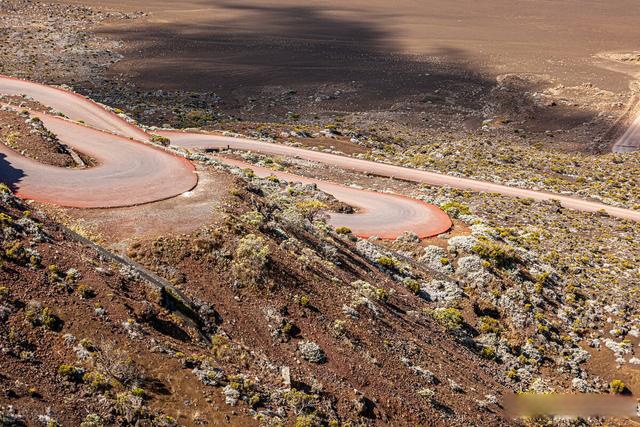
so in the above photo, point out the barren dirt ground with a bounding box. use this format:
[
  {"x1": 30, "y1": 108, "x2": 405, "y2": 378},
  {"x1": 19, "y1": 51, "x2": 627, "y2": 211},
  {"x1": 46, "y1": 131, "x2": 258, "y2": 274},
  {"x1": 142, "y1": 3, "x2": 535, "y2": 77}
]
[
  {"x1": 40, "y1": 165, "x2": 231, "y2": 250},
  {"x1": 53, "y1": 0, "x2": 640, "y2": 93},
  {"x1": 47, "y1": 0, "x2": 640, "y2": 153}
]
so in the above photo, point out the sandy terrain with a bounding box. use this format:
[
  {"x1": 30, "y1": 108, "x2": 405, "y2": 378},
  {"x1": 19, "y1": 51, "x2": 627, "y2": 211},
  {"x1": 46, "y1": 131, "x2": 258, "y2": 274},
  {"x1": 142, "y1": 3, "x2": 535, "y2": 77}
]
[
  {"x1": 53, "y1": 0, "x2": 640, "y2": 96},
  {"x1": 37, "y1": 0, "x2": 639, "y2": 154}
]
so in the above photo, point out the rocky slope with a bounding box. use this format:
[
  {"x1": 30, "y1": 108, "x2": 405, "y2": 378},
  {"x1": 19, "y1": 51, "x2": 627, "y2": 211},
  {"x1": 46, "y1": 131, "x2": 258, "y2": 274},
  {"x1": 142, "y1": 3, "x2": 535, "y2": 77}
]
[{"x1": 0, "y1": 169, "x2": 524, "y2": 425}]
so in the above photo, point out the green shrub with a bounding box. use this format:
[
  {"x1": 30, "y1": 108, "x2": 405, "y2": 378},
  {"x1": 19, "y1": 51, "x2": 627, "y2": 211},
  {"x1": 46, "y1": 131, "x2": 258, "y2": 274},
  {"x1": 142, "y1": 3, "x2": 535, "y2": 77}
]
[
  {"x1": 26, "y1": 303, "x2": 61, "y2": 330},
  {"x1": 335, "y1": 226, "x2": 352, "y2": 235},
  {"x1": 80, "y1": 414, "x2": 104, "y2": 427},
  {"x1": 374, "y1": 287, "x2": 389, "y2": 301},
  {"x1": 240, "y1": 210, "x2": 265, "y2": 227},
  {"x1": 58, "y1": 364, "x2": 82, "y2": 381},
  {"x1": 242, "y1": 168, "x2": 256, "y2": 179},
  {"x1": 480, "y1": 346, "x2": 497, "y2": 360},
  {"x1": 131, "y1": 387, "x2": 145, "y2": 398},
  {"x1": 472, "y1": 237, "x2": 517, "y2": 268},
  {"x1": 79, "y1": 338, "x2": 97, "y2": 352},
  {"x1": 150, "y1": 134, "x2": 170, "y2": 146},
  {"x1": 610, "y1": 379, "x2": 627, "y2": 394},
  {"x1": 404, "y1": 278, "x2": 421, "y2": 294},
  {"x1": 0, "y1": 213, "x2": 13, "y2": 224},
  {"x1": 76, "y1": 284, "x2": 95, "y2": 299},
  {"x1": 432, "y1": 307, "x2": 464, "y2": 330},
  {"x1": 29, "y1": 255, "x2": 40, "y2": 269},
  {"x1": 478, "y1": 316, "x2": 504, "y2": 335},
  {"x1": 441, "y1": 201, "x2": 471, "y2": 217},
  {"x1": 294, "y1": 414, "x2": 322, "y2": 427},
  {"x1": 232, "y1": 234, "x2": 270, "y2": 284},
  {"x1": 39, "y1": 307, "x2": 59, "y2": 330},
  {"x1": 48, "y1": 264, "x2": 59, "y2": 281},
  {"x1": 4, "y1": 241, "x2": 26, "y2": 262},
  {"x1": 295, "y1": 200, "x2": 327, "y2": 219},
  {"x1": 299, "y1": 295, "x2": 310, "y2": 307},
  {"x1": 82, "y1": 372, "x2": 111, "y2": 393},
  {"x1": 376, "y1": 256, "x2": 399, "y2": 270}
]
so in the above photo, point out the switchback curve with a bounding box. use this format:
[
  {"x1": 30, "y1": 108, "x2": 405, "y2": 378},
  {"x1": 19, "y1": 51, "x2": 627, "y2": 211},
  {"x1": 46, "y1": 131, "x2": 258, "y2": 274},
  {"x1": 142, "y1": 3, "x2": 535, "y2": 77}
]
[
  {"x1": 0, "y1": 76, "x2": 452, "y2": 238},
  {"x1": 2, "y1": 75, "x2": 640, "y2": 240}
]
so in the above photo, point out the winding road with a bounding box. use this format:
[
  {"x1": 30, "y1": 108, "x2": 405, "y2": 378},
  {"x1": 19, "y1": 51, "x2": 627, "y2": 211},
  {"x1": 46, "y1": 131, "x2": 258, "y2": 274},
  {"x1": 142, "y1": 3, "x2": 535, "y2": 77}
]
[
  {"x1": 161, "y1": 130, "x2": 640, "y2": 222},
  {"x1": 0, "y1": 76, "x2": 452, "y2": 238},
  {"x1": 0, "y1": 111, "x2": 196, "y2": 208},
  {"x1": 0, "y1": 76, "x2": 639, "y2": 241}
]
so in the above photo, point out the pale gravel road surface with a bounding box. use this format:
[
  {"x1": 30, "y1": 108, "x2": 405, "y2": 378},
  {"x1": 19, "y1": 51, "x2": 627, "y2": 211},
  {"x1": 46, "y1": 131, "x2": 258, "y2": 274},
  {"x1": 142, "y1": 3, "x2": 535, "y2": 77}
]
[
  {"x1": 2, "y1": 75, "x2": 639, "y2": 240},
  {"x1": 612, "y1": 103, "x2": 640, "y2": 153},
  {"x1": 0, "y1": 76, "x2": 452, "y2": 238},
  {"x1": 162, "y1": 131, "x2": 640, "y2": 222}
]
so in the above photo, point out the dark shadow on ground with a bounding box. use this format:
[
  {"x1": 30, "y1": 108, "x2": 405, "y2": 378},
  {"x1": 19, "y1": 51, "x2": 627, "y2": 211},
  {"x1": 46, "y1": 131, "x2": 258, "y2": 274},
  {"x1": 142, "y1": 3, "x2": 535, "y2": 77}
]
[
  {"x1": 95, "y1": 3, "x2": 498, "y2": 109},
  {"x1": 92, "y1": 2, "x2": 595, "y2": 137},
  {"x1": 0, "y1": 152, "x2": 25, "y2": 192}
]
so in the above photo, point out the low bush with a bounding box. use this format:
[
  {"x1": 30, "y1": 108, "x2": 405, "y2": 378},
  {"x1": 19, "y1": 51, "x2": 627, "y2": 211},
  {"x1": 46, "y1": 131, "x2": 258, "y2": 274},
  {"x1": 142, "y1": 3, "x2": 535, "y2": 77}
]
[
  {"x1": 150, "y1": 134, "x2": 170, "y2": 146},
  {"x1": 376, "y1": 256, "x2": 399, "y2": 270},
  {"x1": 610, "y1": 379, "x2": 627, "y2": 394},
  {"x1": 472, "y1": 237, "x2": 517, "y2": 268},
  {"x1": 335, "y1": 226, "x2": 352, "y2": 235},
  {"x1": 432, "y1": 307, "x2": 464, "y2": 331},
  {"x1": 232, "y1": 234, "x2": 270, "y2": 285}
]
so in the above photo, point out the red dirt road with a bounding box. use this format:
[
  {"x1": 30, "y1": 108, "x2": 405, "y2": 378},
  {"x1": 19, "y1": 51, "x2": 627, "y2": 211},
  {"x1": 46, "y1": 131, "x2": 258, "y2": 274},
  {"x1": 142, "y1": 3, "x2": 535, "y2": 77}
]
[
  {"x1": 162, "y1": 131, "x2": 640, "y2": 222},
  {"x1": 215, "y1": 156, "x2": 451, "y2": 239},
  {"x1": 0, "y1": 75, "x2": 146, "y2": 140},
  {"x1": 0, "y1": 76, "x2": 452, "y2": 238},
  {"x1": 0, "y1": 112, "x2": 197, "y2": 208},
  {"x1": 1, "y1": 76, "x2": 639, "y2": 241}
]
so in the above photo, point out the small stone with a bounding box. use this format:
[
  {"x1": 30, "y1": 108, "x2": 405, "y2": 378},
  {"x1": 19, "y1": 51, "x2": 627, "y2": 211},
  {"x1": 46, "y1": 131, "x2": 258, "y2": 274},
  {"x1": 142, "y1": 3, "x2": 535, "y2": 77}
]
[
  {"x1": 223, "y1": 385, "x2": 240, "y2": 406},
  {"x1": 281, "y1": 366, "x2": 291, "y2": 389},
  {"x1": 298, "y1": 340, "x2": 326, "y2": 363}
]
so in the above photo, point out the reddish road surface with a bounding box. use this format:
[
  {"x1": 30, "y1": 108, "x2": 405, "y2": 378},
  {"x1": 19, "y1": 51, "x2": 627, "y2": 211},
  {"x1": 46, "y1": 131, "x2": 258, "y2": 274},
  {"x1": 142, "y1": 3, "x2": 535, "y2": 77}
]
[
  {"x1": 163, "y1": 131, "x2": 640, "y2": 222},
  {"x1": 0, "y1": 111, "x2": 197, "y2": 208},
  {"x1": 0, "y1": 76, "x2": 452, "y2": 238},
  {"x1": 0, "y1": 75, "x2": 146, "y2": 140},
  {"x1": 216, "y1": 156, "x2": 451, "y2": 239},
  {"x1": 1, "y1": 75, "x2": 639, "y2": 240}
]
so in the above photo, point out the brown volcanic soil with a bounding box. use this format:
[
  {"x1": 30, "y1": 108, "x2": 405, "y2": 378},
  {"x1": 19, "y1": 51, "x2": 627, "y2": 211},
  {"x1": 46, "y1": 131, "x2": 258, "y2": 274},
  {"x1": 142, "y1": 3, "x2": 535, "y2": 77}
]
[
  {"x1": 0, "y1": 109, "x2": 77, "y2": 168},
  {"x1": 1, "y1": 170, "x2": 519, "y2": 425},
  {"x1": 126, "y1": 175, "x2": 516, "y2": 426},
  {"x1": 53, "y1": 0, "x2": 640, "y2": 101},
  {"x1": 0, "y1": 191, "x2": 252, "y2": 426},
  {"x1": 40, "y1": 164, "x2": 233, "y2": 250}
]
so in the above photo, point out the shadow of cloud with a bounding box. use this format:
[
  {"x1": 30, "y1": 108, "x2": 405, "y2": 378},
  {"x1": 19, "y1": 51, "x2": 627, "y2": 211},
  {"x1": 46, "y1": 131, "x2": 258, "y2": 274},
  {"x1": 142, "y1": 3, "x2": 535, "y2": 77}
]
[
  {"x1": 0, "y1": 152, "x2": 25, "y2": 192},
  {"x1": 91, "y1": 1, "x2": 598, "y2": 145},
  {"x1": 97, "y1": 2, "x2": 494, "y2": 109}
]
